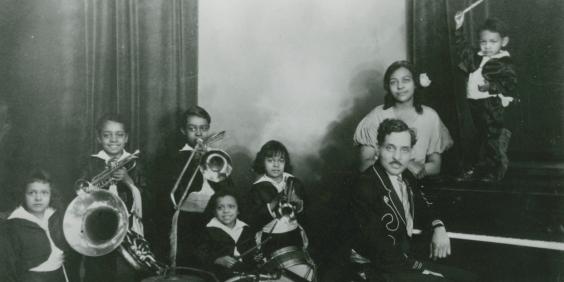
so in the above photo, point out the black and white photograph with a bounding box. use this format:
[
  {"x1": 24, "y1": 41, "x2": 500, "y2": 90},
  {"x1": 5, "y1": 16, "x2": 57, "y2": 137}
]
[{"x1": 0, "y1": 0, "x2": 562, "y2": 281}]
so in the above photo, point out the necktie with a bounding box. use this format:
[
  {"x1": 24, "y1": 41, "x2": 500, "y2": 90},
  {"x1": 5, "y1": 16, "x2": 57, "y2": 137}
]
[{"x1": 397, "y1": 175, "x2": 413, "y2": 237}]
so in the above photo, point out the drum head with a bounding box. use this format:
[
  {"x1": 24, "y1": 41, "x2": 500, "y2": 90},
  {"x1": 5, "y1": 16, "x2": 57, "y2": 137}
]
[
  {"x1": 142, "y1": 274, "x2": 209, "y2": 282},
  {"x1": 141, "y1": 267, "x2": 218, "y2": 282}
]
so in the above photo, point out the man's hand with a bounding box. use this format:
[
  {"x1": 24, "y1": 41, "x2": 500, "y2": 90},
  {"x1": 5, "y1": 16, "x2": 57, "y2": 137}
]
[
  {"x1": 430, "y1": 226, "x2": 451, "y2": 260},
  {"x1": 454, "y1": 11, "x2": 465, "y2": 30},
  {"x1": 214, "y1": 255, "x2": 239, "y2": 269}
]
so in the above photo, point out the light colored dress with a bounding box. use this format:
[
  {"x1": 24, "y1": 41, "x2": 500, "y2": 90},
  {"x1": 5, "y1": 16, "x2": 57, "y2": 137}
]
[{"x1": 353, "y1": 105, "x2": 453, "y2": 164}]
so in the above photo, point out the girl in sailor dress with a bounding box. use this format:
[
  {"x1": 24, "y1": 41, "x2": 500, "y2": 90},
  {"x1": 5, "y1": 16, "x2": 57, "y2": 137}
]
[
  {"x1": 6, "y1": 169, "x2": 76, "y2": 282},
  {"x1": 246, "y1": 140, "x2": 308, "y2": 258}
]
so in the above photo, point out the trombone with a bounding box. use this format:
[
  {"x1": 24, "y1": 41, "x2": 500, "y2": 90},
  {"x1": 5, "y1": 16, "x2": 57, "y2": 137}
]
[{"x1": 168, "y1": 131, "x2": 232, "y2": 269}]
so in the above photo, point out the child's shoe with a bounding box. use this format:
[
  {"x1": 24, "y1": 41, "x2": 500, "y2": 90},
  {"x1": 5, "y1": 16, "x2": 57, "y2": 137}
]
[{"x1": 455, "y1": 167, "x2": 477, "y2": 182}]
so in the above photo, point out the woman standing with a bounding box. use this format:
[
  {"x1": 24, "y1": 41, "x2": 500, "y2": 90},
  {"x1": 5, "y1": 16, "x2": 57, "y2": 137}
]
[{"x1": 354, "y1": 60, "x2": 453, "y2": 178}]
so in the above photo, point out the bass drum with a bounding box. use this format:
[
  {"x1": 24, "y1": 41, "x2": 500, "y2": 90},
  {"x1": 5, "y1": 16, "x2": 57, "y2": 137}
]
[
  {"x1": 264, "y1": 246, "x2": 316, "y2": 282},
  {"x1": 224, "y1": 270, "x2": 297, "y2": 282}
]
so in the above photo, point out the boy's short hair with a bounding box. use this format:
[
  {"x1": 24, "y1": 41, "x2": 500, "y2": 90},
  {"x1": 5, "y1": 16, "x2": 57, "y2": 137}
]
[
  {"x1": 206, "y1": 190, "x2": 240, "y2": 217},
  {"x1": 479, "y1": 18, "x2": 509, "y2": 37},
  {"x1": 95, "y1": 113, "x2": 129, "y2": 135},
  {"x1": 252, "y1": 140, "x2": 293, "y2": 174},
  {"x1": 181, "y1": 106, "x2": 211, "y2": 125},
  {"x1": 376, "y1": 119, "x2": 417, "y2": 147}
]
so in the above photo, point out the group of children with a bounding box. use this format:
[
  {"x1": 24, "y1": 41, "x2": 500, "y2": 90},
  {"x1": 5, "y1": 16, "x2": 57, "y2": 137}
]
[
  {"x1": 0, "y1": 9, "x2": 517, "y2": 282},
  {"x1": 0, "y1": 106, "x2": 312, "y2": 282},
  {"x1": 158, "y1": 107, "x2": 313, "y2": 281}
]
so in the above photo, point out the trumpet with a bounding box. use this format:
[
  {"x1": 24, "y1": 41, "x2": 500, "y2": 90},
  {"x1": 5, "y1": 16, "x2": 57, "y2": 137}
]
[
  {"x1": 76, "y1": 150, "x2": 140, "y2": 191},
  {"x1": 64, "y1": 149, "x2": 140, "y2": 256},
  {"x1": 277, "y1": 178, "x2": 299, "y2": 219}
]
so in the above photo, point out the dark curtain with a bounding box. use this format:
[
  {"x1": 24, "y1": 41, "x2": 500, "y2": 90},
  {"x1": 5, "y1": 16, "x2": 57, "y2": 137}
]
[
  {"x1": 0, "y1": 0, "x2": 198, "y2": 209},
  {"x1": 410, "y1": 0, "x2": 564, "y2": 169}
]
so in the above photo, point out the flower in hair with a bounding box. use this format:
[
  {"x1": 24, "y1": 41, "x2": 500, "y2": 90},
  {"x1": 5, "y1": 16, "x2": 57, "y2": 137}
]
[{"x1": 419, "y1": 73, "x2": 431, "y2": 88}]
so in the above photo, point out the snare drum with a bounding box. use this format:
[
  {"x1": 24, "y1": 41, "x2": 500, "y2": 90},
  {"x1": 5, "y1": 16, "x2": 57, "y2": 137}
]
[
  {"x1": 265, "y1": 246, "x2": 316, "y2": 281},
  {"x1": 224, "y1": 270, "x2": 296, "y2": 282},
  {"x1": 141, "y1": 267, "x2": 219, "y2": 282}
]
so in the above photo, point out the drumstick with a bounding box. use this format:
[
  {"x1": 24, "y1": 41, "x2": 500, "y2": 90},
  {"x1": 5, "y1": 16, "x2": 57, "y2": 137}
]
[
  {"x1": 236, "y1": 236, "x2": 273, "y2": 260},
  {"x1": 237, "y1": 220, "x2": 280, "y2": 261},
  {"x1": 462, "y1": 0, "x2": 485, "y2": 14}
]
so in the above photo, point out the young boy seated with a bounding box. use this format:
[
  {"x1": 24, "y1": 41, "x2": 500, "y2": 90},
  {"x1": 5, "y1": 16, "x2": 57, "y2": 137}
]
[{"x1": 196, "y1": 191, "x2": 258, "y2": 280}]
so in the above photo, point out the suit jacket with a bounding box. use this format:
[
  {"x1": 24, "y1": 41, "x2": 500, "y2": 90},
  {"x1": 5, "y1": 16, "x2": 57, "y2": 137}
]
[
  {"x1": 455, "y1": 28, "x2": 518, "y2": 98},
  {"x1": 350, "y1": 163, "x2": 441, "y2": 273}
]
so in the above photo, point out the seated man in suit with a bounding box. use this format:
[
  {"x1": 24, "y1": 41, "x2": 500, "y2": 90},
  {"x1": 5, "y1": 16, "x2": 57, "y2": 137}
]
[{"x1": 351, "y1": 118, "x2": 476, "y2": 281}]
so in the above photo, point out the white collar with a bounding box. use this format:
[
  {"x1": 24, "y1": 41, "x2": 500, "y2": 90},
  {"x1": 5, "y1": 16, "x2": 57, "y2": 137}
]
[
  {"x1": 253, "y1": 172, "x2": 294, "y2": 185},
  {"x1": 180, "y1": 143, "x2": 195, "y2": 152},
  {"x1": 478, "y1": 50, "x2": 510, "y2": 59},
  {"x1": 207, "y1": 217, "x2": 248, "y2": 229},
  {"x1": 180, "y1": 143, "x2": 218, "y2": 152},
  {"x1": 206, "y1": 217, "x2": 248, "y2": 241},
  {"x1": 9, "y1": 206, "x2": 55, "y2": 229},
  {"x1": 91, "y1": 150, "x2": 131, "y2": 162}
]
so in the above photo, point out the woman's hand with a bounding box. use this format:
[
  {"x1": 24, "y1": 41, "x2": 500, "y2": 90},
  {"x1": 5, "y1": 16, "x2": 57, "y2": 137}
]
[
  {"x1": 359, "y1": 145, "x2": 377, "y2": 172},
  {"x1": 407, "y1": 161, "x2": 427, "y2": 179},
  {"x1": 454, "y1": 11, "x2": 465, "y2": 30},
  {"x1": 214, "y1": 256, "x2": 239, "y2": 268}
]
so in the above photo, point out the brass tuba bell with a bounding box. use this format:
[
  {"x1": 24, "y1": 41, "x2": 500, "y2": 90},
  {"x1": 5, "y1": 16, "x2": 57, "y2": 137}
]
[
  {"x1": 63, "y1": 189, "x2": 129, "y2": 256},
  {"x1": 63, "y1": 150, "x2": 139, "y2": 257}
]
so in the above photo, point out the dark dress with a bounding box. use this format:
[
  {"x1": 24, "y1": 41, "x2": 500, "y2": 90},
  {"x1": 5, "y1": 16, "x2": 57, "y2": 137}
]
[
  {"x1": 246, "y1": 175, "x2": 307, "y2": 257},
  {"x1": 6, "y1": 208, "x2": 79, "y2": 282}
]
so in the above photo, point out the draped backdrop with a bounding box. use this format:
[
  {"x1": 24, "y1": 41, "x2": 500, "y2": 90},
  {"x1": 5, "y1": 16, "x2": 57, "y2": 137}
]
[
  {"x1": 410, "y1": 0, "x2": 564, "y2": 169},
  {"x1": 0, "y1": 0, "x2": 198, "y2": 206}
]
